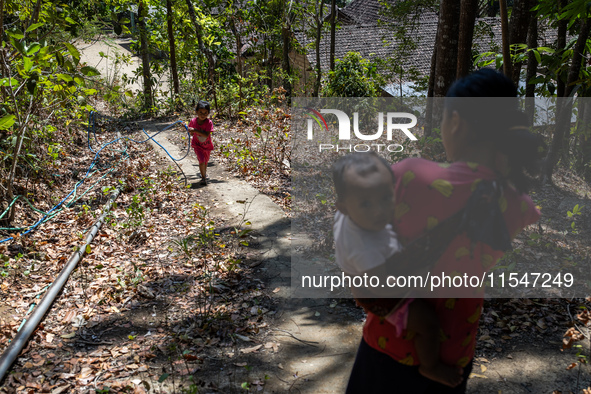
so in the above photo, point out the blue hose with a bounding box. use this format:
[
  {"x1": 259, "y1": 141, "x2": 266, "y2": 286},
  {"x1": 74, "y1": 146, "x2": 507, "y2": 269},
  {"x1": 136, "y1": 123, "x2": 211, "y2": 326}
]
[{"x1": 0, "y1": 112, "x2": 191, "y2": 244}]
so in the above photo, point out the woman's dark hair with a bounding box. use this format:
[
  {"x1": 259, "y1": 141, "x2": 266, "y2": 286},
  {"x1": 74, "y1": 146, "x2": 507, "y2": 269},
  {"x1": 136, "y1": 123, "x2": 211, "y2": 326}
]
[
  {"x1": 196, "y1": 100, "x2": 210, "y2": 113},
  {"x1": 332, "y1": 152, "x2": 394, "y2": 201},
  {"x1": 445, "y1": 68, "x2": 545, "y2": 193}
]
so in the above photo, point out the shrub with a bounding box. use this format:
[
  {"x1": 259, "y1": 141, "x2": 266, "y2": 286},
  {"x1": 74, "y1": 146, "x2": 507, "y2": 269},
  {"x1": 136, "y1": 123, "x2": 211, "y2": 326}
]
[{"x1": 322, "y1": 52, "x2": 383, "y2": 97}]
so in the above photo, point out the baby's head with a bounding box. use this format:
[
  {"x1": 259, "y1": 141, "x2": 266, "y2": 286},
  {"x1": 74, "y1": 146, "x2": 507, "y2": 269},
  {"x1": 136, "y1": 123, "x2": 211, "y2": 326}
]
[{"x1": 332, "y1": 152, "x2": 395, "y2": 232}]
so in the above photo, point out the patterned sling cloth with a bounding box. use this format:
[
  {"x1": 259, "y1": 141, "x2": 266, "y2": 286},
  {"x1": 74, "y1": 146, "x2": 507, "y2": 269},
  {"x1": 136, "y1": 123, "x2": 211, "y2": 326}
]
[{"x1": 353, "y1": 180, "x2": 511, "y2": 317}]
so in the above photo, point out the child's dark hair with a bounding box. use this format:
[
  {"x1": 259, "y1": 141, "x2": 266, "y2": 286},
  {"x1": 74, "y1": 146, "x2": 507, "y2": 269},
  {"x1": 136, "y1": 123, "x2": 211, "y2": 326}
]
[
  {"x1": 445, "y1": 68, "x2": 545, "y2": 193},
  {"x1": 332, "y1": 152, "x2": 394, "y2": 201},
  {"x1": 196, "y1": 100, "x2": 210, "y2": 113}
]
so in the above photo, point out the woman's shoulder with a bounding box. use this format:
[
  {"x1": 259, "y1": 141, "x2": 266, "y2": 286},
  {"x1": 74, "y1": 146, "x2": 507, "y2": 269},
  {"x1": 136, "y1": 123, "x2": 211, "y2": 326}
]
[
  {"x1": 392, "y1": 158, "x2": 496, "y2": 181},
  {"x1": 391, "y1": 158, "x2": 455, "y2": 183},
  {"x1": 392, "y1": 157, "x2": 456, "y2": 172}
]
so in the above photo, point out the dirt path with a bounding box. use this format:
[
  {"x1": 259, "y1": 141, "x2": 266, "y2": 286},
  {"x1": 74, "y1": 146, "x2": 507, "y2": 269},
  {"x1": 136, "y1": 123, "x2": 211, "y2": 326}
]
[{"x1": 77, "y1": 35, "x2": 170, "y2": 99}]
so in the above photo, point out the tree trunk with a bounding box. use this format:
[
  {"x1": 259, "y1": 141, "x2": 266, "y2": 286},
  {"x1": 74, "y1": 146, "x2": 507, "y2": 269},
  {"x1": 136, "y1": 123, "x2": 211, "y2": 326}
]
[
  {"x1": 580, "y1": 97, "x2": 591, "y2": 180},
  {"x1": 509, "y1": 0, "x2": 532, "y2": 85},
  {"x1": 575, "y1": 97, "x2": 586, "y2": 172},
  {"x1": 499, "y1": 0, "x2": 512, "y2": 78},
  {"x1": 313, "y1": 0, "x2": 324, "y2": 97},
  {"x1": 185, "y1": 0, "x2": 217, "y2": 108},
  {"x1": 138, "y1": 0, "x2": 153, "y2": 112},
  {"x1": 456, "y1": 0, "x2": 477, "y2": 79},
  {"x1": 262, "y1": 35, "x2": 271, "y2": 88},
  {"x1": 425, "y1": 28, "x2": 439, "y2": 137},
  {"x1": 564, "y1": 20, "x2": 589, "y2": 98},
  {"x1": 556, "y1": 0, "x2": 568, "y2": 98},
  {"x1": 0, "y1": 0, "x2": 5, "y2": 103},
  {"x1": 229, "y1": 15, "x2": 243, "y2": 110},
  {"x1": 6, "y1": 125, "x2": 28, "y2": 224},
  {"x1": 487, "y1": 0, "x2": 497, "y2": 17},
  {"x1": 29, "y1": 0, "x2": 42, "y2": 34},
  {"x1": 433, "y1": 0, "x2": 460, "y2": 97},
  {"x1": 166, "y1": 0, "x2": 180, "y2": 100},
  {"x1": 282, "y1": 26, "x2": 292, "y2": 101},
  {"x1": 542, "y1": 18, "x2": 591, "y2": 183},
  {"x1": 5, "y1": 96, "x2": 32, "y2": 225},
  {"x1": 524, "y1": 10, "x2": 537, "y2": 124},
  {"x1": 267, "y1": 40, "x2": 274, "y2": 92},
  {"x1": 282, "y1": 2, "x2": 294, "y2": 101},
  {"x1": 330, "y1": 0, "x2": 336, "y2": 71}
]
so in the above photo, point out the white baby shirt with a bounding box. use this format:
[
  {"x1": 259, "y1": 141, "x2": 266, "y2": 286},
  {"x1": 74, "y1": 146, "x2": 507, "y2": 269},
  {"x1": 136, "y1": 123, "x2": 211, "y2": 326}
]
[{"x1": 333, "y1": 211, "x2": 402, "y2": 276}]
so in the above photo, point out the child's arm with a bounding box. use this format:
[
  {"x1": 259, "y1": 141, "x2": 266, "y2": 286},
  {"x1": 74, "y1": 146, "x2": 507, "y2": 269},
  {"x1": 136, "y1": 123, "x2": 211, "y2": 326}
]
[
  {"x1": 194, "y1": 129, "x2": 211, "y2": 138},
  {"x1": 187, "y1": 126, "x2": 209, "y2": 138},
  {"x1": 188, "y1": 120, "x2": 213, "y2": 138}
]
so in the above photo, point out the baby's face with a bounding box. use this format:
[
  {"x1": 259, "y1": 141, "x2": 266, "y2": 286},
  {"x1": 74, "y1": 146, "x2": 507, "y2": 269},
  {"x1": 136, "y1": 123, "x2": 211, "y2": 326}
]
[{"x1": 339, "y1": 164, "x2": 395, "y2": 232}]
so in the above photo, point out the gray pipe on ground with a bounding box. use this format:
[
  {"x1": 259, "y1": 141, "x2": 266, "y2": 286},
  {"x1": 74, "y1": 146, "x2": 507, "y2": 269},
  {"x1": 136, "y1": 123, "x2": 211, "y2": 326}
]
[{"x1": 0, "y1": 189, "x2": 120, "y2": 383}]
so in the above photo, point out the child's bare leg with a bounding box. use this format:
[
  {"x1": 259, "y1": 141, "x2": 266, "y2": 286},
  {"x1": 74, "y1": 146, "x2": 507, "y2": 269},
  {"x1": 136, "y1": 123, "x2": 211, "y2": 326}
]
[
  {"x1": 406, "y1": 299, "x2": 463, "y2": 387},
  {"x1": 199, "y1": 162, "x2": 207, "y2": 183}
]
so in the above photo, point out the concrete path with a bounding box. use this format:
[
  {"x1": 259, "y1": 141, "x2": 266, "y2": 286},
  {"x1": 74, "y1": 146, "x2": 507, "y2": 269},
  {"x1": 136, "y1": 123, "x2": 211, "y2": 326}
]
[{"x1": 77, "y1": 35, "x2": 170, "y2": 99}]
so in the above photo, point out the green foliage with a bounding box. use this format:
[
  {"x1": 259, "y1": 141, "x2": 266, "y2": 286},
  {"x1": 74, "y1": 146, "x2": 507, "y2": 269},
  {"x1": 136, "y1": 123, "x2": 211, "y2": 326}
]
[
  {"x1": 322, "y1": 52, "x2": 383, "y2": 97},
  {"x1": 567, "y1": 204, "x2": 584, "y2": 234},
  {"x1": 0, "y1": 0, "x2": 99, "y2": 217}
]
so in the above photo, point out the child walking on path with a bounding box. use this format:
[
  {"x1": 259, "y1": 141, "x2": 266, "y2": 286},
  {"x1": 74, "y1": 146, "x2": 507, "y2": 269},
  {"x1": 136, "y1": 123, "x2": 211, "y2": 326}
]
[{"x1": 188, "y1": 100, "x2": 214, "y2": 186}]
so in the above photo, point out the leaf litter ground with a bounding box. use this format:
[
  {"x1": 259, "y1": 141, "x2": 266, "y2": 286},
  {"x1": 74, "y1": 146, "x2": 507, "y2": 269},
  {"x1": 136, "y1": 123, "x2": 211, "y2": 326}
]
[{"x1": 0, "y1": 112, "x2": 289, "y2": 393}]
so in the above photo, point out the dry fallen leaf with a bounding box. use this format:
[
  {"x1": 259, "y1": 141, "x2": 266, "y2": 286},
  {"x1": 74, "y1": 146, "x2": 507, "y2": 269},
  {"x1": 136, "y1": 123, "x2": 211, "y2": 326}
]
[
  {"x1": 71, "y1": 315, "x2": 87, "y2": 328},
  {"x1": 51, "y1": 385, "x2": 70, "y2": 394},
  {"x1": 264, "y1": 342, "x2": 279, "y2": 352},
  {"x1": 240, "y1": 344, "x2": 263, "y2": 354},
  {"x1": 137, "y1": 284, "x2": 155, "y2": 299}
]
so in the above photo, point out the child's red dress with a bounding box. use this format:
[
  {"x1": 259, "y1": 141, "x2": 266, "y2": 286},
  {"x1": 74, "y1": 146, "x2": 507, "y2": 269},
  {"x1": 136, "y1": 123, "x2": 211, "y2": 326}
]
[{"x1": 189, "y1": 118, "x2": 214, "y2": 163}]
